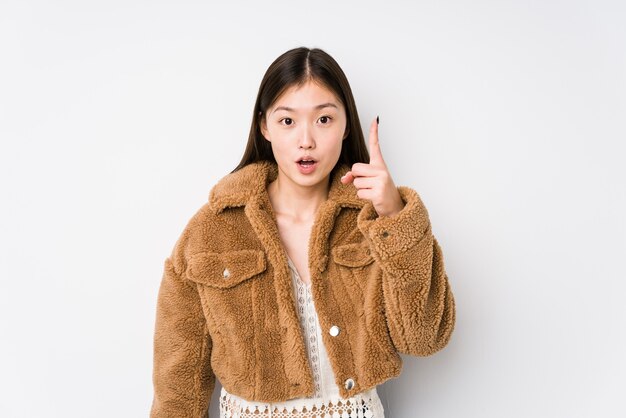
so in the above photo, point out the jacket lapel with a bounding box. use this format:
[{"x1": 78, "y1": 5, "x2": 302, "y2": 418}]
[{"x1": 209, "y1": 160, "x2": 367, "y2": 272}]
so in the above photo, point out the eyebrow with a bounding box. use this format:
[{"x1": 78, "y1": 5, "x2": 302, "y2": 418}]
[{"x1": 271, "y1": 102, "x2": 338, "y2": 115}]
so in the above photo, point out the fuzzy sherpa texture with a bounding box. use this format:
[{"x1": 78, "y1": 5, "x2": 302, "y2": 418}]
[{"x1": 150, "y1": 160, "x2": 456, "y2": 417}]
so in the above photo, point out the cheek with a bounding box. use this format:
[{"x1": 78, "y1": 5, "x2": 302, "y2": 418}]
[
  {"x1": 266, "y1": 127, "x2": 289, "y2": 144},
  {"x1": 318, "y1": 124, "x2": 344, "y2": 140},
  {"x1": 323, "y1": 126, "x2": 346, "y2": 144},
  {"x1": 268, "y1": 136, "x2": 293, "y2": 160}
]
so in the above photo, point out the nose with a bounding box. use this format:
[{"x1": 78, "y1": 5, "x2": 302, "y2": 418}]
[{"x1": 298, "y1": 124, "x2": 315, "y2": 149}]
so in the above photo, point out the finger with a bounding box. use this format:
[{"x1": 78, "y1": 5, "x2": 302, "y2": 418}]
[
  {"x1": 349, "y1": 162, "x2": 379, "y2": 179},
  {"x1": 352, "y1": 174, "x2": 376, "y2": 191},
  {"x1": 368, "y1": 116, "x2": 386, "y2": 168},
  {"x1": 341, "y1": 171, "x2": 355, "y2": 184},
  {"x1": 355, "y1": 187, "x2": 375, "y2": 201},
  {"x1": 341, "y1": 165, "x2": 374, "y2": 183}
]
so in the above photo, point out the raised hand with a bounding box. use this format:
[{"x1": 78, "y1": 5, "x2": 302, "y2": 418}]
[{"x1": 340, "y1": 116, "x2": 405, "y2": 218}]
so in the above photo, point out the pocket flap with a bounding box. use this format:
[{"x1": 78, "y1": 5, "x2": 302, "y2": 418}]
[
  {"x1": 187, "y1": 249, "x2": 267, "y2": 288},
  {"x1": 331, "y1": 243, "x2": 375, "y2": 267}
]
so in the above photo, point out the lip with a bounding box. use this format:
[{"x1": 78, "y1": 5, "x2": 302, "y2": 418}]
[
  {"x1": 295, "y1": 157, "x2": 317, "y2": 163},
  {"x1": 295, "y1": 159, "x2": 318, "y2": 174}
]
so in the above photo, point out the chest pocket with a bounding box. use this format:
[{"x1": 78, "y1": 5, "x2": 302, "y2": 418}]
[
  {"x1": 186, "y1": 249, "x2": 267, "y2": 288},
  {"x1": 332, "y1": 242, "x2": 375, "y2": 267}
]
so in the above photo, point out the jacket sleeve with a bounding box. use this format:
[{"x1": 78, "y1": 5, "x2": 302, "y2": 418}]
[
  {"x1": 150, "y1": 248, "x2": 216, "y2": 417},
  {"x1": 357, "y1": 186, "x2": 456, "y2": 357}
]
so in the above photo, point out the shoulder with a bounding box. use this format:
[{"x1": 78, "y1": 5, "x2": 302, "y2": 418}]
[
  {"x1": 166, "y1": 201, "x2": 217, "y2": 275},
  {"x1": 167, "y1": 169, "x2": 245, "y2": 274},
  {"x1": 169, "y1": 159, "x2": 271, "y2": 269}
]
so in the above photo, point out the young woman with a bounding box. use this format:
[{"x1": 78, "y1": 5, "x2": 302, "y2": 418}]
[{"x1": 150, "y1": 47, "x2": 456, "y2": 418}]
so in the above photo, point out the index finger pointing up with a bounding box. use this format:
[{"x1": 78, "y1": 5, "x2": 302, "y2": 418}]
[{"x1": 368, "y1": 116, "x2": 386, "y2": 168}]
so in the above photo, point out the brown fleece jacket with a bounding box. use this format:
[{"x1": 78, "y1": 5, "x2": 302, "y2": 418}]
[{"x1": 150, "y1": 159, "x2": 456, "y2": 417}]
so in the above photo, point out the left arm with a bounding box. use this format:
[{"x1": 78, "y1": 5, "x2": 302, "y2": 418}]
[
  {"x1": 343, "y1": 117, "x2": 456, "y2": 356},
  {"x1": 357, "y1": 185, "x2": 456, "y2": 356}
]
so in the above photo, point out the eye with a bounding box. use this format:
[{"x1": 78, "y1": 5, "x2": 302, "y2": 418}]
[
  {"x1": 319, "y1": 116, "x2": 332, "y2": 124},
  {"x1": 279, "y1": 117, "x2": 293, "y2": 126}
]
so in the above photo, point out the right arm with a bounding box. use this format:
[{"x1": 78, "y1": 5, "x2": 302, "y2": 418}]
[{"x1": 150, "y1": 255, "x2": 215, "y2": 417}]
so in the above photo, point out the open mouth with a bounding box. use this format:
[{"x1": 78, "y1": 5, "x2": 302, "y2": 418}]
[{"x1": 295, "y1": 158, "x2": 318, "y2": 173}]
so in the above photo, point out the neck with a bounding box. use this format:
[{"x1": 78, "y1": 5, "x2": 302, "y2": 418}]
[{"x1": 267, "y1": 172, "x2": 329, "y2": 223}]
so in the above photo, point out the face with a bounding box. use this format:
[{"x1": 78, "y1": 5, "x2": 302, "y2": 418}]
[{"x1": 260, "y1": 79, "x2": 348, "y2": 188}]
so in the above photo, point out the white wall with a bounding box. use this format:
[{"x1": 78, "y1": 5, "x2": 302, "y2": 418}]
[{"x1": 1, "y1": 0, "x2": 624, "y2": 417}]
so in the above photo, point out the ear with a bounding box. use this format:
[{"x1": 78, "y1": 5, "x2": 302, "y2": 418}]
[
  {"x1": 259, "y1": 112, "x2": 270, "y2": 141},
  {"x1": 343, "y1": 125, "x2": 350, "y2": 140}
]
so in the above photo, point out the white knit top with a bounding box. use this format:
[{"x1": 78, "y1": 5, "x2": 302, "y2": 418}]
[{"x1": 218, "y1": 253, "x2": 385, "y2": 418}]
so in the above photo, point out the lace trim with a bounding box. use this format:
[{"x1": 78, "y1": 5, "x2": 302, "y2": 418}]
[
  {"x1": 294, "y1": 270, "x2": 323, "y2": 397},
  {"x1": 219, "y1": 386, "x2": 379, "y2": 418}
]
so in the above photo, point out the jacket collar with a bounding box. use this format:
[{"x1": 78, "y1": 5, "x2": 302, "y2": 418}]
[{"x1": 208, "y1": 160, "x2": 367, "y2": 214}]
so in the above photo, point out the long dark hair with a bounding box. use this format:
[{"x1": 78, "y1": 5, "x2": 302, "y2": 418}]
[{"x1": 231, "y1": 47, "x2": 370, "y2": 179}]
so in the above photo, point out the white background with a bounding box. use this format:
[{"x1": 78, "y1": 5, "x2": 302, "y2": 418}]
[{"x1": 1, "y1": 0, "x2": 624, "y2": 417}]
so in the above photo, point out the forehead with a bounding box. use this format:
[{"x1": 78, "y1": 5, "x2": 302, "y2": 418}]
[{"x1": 272, "y1": 80, "x2": 343, "y2": 110}]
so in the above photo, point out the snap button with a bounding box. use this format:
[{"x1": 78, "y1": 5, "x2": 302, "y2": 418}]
[
  {"x1": 344, "y1": 378, "x2": 355, "y2": 390},
  {"x1": 329, "y1": 325, "x2": 340, "y2": 337},
  {"x1": 223, "y1": 268, "x2": 230, "y2": 279}
]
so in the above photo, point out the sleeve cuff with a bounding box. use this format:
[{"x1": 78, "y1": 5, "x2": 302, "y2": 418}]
[{"x1": 356, "y1": 186, "x2": 431, "y2": 261}]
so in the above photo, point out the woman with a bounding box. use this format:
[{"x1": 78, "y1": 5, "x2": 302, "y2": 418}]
[{"x1": 150, "y1": 47, "x2": 456, "y2": 418}]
